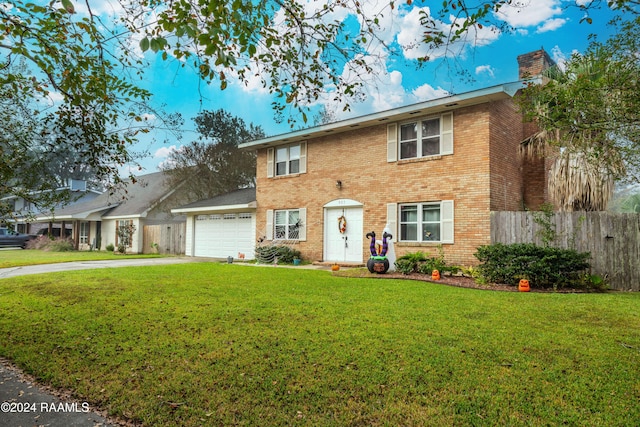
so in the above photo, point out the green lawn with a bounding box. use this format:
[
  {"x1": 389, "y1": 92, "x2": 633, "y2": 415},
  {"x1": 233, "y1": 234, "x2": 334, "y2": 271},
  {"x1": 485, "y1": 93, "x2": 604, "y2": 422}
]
[
  {"x1": 0, "y1": 263, "x2": 638, "y2": 426},
  {"x1": 0, "y1": 249, "x2": 164, "y2": 268}
]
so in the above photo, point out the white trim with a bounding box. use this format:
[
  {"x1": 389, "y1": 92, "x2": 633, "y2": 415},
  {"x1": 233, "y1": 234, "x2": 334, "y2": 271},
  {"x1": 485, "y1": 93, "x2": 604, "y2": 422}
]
[
  {"x1": 171, "y1": 202, "x2": 257, "y2": 214},
  {"x1": 323, "y1": 198, "x2": 363, "y2": 208},
  {"x1": 239, "y1": 82, "x2": 528, "y2": 150}
]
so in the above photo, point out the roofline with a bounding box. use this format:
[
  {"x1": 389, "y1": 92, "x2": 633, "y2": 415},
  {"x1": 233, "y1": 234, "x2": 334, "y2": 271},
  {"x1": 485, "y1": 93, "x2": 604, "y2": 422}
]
[
  {"x1": 239, "y1": 81, "x2": 530, "y2": 150},
  {"x1": 171, "y1": 201, "x2": 257, "y2": 215},
  {"x1": 34, "y1": 204, "x2": 119, "y2": 221},
  {"x1": 102, "y1": 214, "x2": 144, "y2": 220}
]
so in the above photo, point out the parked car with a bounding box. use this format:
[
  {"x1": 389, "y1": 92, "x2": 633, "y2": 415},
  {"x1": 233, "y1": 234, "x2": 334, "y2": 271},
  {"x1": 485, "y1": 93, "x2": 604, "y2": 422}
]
[{"x1": 0, "y1": 227, "x2": 37, "y2": 248}]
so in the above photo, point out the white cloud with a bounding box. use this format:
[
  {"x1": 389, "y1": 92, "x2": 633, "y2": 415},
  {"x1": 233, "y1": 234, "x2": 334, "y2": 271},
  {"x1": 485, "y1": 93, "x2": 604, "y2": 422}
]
[
  {"x1": 397, "y1": 7, "x2": 501, "y2": 61},
  {"x1": 475, "y1": 64, "x2": 495, "y2": 77},
  {"x1": 411, "y1": 83, "x2": 450, "y2": 102},
  {"x1": 536, "y1": 18, "x2": 567, "y2": 33},
  {"x1": 495, "y1": 0, "x2": 562, "y2": 28},
  {"x1": 154, "y1": 145, "x2": 180, "y2": 159}
]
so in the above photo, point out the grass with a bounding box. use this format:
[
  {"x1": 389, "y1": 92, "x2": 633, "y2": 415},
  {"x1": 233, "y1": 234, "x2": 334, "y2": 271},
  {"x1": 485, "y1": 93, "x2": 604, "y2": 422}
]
[
  {"x1": 0, "y1": 263, "x2": 639, "y2": 426},
  {"x1": 0, "y1": 249, "x2": 164, "y2": 268}
]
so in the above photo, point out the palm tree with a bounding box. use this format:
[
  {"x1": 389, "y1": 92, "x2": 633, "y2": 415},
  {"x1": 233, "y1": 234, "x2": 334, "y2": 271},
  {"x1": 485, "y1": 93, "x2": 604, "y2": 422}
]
[{"x1": 519, "y1": 49, "x2": 627, "y2": 212}]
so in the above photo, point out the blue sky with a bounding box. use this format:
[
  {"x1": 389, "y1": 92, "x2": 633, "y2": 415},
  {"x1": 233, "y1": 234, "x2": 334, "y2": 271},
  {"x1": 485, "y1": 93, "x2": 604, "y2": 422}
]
[{"x1": 86, "y1": 0, "x2": 626, "y2": 174}]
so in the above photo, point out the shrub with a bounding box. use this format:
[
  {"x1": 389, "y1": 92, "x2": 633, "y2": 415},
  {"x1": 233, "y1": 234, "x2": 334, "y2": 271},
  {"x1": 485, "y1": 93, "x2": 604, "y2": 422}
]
[
  {"x1": 255, "y1": 245, "x2": 301, "y2": 264},
  {"x1": 26, "y1": 236, "x2": 75, "y2": 252},
  {"x1": 46, "y1": 238, "x2": 75, "y2": 252},
  {"x1": 474, "y1": 243, "x2": 591, "y2": 289},
  {"x1": 394, "y1": 251, "x2": 428, "y2": 274},
  {"x1": 394, "y1": 248, "x2": 459, "y2": 276},
  {"x1": 105, "y1": 243, "x2": 115, "y2": 252},
  {"x1": 25, "y1": 235, "x2": 51, "y2": 250}
]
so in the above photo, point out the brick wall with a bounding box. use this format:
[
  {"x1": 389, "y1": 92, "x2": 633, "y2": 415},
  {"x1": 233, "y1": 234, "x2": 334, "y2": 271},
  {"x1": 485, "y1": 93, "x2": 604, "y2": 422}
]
[
  {"x1": 517, "y1": 49, "x2": 555, "y2": 79},
  {"x1": 255, "y1": 99, "x2": 546, "y2": 266}
]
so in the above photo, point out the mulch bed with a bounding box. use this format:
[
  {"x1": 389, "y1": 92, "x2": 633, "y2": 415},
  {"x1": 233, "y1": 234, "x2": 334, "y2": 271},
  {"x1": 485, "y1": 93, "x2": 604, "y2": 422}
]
[{"x1": 336, "y1": 269, "x2": 599, "y2": 293}]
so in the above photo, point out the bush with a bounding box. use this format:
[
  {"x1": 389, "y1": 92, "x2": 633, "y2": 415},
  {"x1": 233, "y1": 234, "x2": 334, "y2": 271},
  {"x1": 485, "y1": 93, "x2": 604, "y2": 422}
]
[
  {"x1": 255, "y1": 245, "x2": 301, "y2": 264},
  {"x1": 394, "y1": 248, "x2": 459, "y2": 276},
  {"x1": 105, "y1": 243, "x2": 115, "y2": 252},
  {"x1": 46, "y1": 238, "x2": 75, "y2": 252},
  {"x1": 25, "y1": 236, "x2": 75, "y2": 252},
  {"x1": 474, "y1": 243, "x2": 591, "y2": 289}
]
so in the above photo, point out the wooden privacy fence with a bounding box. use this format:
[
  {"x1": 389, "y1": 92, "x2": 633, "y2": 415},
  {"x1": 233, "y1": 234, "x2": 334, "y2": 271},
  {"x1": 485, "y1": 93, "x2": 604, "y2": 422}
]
[
  {"x1": 491, "y1": 211, "x2": 640, "y2": 291},
  {"x1": 143, "y1": 223, "x2": 186, "y2": 255}
]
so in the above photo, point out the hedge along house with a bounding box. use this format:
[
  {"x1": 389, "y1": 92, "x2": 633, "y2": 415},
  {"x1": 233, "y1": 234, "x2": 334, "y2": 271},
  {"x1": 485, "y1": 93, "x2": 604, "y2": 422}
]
[{"x1": 237, "y1": 50, "x2": 553, "y2": 266}]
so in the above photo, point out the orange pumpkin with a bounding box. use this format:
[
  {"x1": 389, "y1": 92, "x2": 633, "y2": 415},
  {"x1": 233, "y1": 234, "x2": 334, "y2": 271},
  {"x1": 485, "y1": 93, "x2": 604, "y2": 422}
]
[
  {"x1": 431, "y1": 270, "x2": 440, "y2": 281},
  {"x1": 518, "y1": 279, "x2": 530, "y2": 292},
  {"x1": 331, "y1": 264, "x2": 340, "y2": 271}
]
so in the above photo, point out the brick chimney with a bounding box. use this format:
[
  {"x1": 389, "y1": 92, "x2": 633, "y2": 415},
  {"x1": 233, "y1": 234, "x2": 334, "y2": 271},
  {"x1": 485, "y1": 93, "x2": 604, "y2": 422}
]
[{"x1": 517, "y1": 49, "x2": 555, "y2": 79}]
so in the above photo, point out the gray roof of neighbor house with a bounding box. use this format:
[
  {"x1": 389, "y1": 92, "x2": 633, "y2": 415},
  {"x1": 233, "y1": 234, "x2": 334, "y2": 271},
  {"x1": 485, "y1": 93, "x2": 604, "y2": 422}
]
[
  {"x1": 36, "y1": 171, "x2": 179, "y2": 220},
  {"x1": 239, "y1": 81, "x2": 531, "y2": 150},
  {"x1": 171, "y1": 188, "x2": 256, "y2": 214}
]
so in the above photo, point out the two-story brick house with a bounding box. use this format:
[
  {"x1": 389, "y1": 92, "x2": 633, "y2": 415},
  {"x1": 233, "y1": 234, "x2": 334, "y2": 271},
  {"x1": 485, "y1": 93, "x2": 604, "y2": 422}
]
[
  {"x1": 175, "y1": 50, "x2": 552, "y2": 264},
  {"x1": 232, "y1": 50, "x2": 553, "y2": 266}
]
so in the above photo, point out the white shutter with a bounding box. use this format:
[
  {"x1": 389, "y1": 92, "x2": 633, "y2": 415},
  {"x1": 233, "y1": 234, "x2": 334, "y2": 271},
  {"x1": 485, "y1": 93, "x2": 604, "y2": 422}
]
[
  {"x1": 387, "y1": 123, "x2": 398, "y2": 162},
  {"x1": 298, "y1": 208, "x2": 307, "y2": 241},
  {"x1": 267, "y1": 148, "x2": 274, "y2": 178},
  {"x1": 386, "y1": 203, "x2": 397, "y2": 238},
  {"x1": 441, "y1": 112, "x2": 453, "y2": 155},
  {"x1": 266, "y1": 209, "x2": 274, "y2": 240},
  {"x1": 299, "y1": 142, "x2": 307, "y2": 174},
  {"x1": 441, "y1": 200, "x2": 454, "y2": 243}
]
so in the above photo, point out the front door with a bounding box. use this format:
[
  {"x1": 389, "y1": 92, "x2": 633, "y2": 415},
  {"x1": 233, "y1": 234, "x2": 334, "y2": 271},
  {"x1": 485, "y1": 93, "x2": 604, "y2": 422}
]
[{"x1": 324, "y1": 202, "x2": 363, "y2": 263}]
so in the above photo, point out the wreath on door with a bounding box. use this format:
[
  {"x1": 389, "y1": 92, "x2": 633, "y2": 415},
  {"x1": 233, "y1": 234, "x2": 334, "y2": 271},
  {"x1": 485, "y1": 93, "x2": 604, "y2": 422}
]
[{"x1": 338, "y1": 215, "x2": 347, "y2": 234}]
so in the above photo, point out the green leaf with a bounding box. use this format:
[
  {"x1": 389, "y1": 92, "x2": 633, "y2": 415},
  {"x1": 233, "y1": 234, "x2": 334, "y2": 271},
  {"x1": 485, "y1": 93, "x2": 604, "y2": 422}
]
[
  {"x1": 61, "y1": 0, "x2": 75, "y2": 14},
  {"x1": 140, "y1": 37, "x2": 150, "y2": 52}
]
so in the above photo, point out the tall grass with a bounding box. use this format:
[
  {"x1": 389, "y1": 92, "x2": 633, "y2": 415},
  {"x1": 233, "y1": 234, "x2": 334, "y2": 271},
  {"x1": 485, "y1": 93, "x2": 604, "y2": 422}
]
[{"x1": 0, "y1": 264, "x2": 638, "y2": 426}]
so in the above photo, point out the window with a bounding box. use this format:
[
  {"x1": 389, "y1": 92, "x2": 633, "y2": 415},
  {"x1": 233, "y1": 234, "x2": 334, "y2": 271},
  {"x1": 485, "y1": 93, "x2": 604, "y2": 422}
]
[
  {"x1": 389, "y1": 112, "x2": 453, "y2": 161},
  {"x1": 267, "y1": 142, "x2": 306, "y2": 177},
  {"x1": 79, "y1": 222, "x2": 89, "y2": 245},
  {"x1": 276, "y1": 145, "x2": 300, "y2": 176},
  {"x1": 399, "y1": 202, "x2": 453, "y2": 242},
  {"x1": 275, "y1": 209, "x2": 301, "y2": 239}
]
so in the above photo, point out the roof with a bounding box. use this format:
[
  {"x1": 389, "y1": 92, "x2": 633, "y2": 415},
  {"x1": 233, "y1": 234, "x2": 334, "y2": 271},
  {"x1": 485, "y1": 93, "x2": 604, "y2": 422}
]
[
  {"x1": 171, "y1": 188, "x2": 257, "y2": 214},
  {"x1": 37, "y1": 171, "x2": 178, "y2": 220},
  {"x1": 239, "y1": 81, "x2": 530, "y2": 150}
]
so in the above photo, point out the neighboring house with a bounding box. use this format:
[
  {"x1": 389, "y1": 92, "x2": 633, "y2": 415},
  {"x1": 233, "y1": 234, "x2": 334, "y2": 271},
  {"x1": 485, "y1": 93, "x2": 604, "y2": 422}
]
[
  {"x1": 36, "y1": 171, "x2": 187, "y2": 253},
  {"x1": 171, "y1": 187, "x2": 257, "y2": 259},
  {"x1": 3, "y1": 179, "x2": 102, "y2": 235},
  {"x1": 220, "y1": 49, "x2": 552, "y2": 266}
]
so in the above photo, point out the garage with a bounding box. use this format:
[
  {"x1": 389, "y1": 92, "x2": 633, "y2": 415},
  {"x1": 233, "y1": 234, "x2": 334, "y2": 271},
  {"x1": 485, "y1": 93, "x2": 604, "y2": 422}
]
[
  {"x1": 193, "y1": 212, "x2": 255, "y2": 259},
  {"x1": 171, "y1": 188, "x2": 257, "y2": 260}
]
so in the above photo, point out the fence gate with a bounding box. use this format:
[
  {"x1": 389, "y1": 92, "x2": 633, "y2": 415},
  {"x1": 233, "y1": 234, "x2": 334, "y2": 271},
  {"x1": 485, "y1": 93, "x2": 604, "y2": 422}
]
[
  {"x1": 491, "y1": 211, "x2": 640, "y2": 291},
  {"x1": 143, "y1": 223, "x2": 186, "y2": 255}
]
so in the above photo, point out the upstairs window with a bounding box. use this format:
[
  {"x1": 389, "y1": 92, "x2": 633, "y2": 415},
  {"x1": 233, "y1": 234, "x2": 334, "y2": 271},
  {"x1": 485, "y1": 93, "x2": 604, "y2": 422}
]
[
  {"x1": 267, "y1": 142, "x2": 307, "y2": 177},
  {"x1": 276, "y1": 144, "x2": 300, "y2": 176},
  {"x1": 388, "y1": 112, "x2": 453, "y2": 162}
]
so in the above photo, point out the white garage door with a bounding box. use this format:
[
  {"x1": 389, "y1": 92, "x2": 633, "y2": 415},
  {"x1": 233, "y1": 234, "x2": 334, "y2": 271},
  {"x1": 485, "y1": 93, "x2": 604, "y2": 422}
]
[{"x1": 194, "y1": 212, "x2": 255, "y2": 259}]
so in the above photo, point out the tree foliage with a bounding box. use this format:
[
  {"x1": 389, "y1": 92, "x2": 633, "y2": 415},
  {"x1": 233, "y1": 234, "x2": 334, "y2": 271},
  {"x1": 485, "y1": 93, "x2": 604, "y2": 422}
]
[
  {"x1": 519, "y1": 16, "x2": 640, "y2": 211},
  {"x1": 132, "y1": 0, "x2": 638, "y2": 124},
  {"x1": 2, "y1": 0, "x2": 637, "y2": 221},
  {"x1": 161, "y1": 110, "x2": 264, "y2": 201},
  {"x1": 0, "y1": 1, "x2": 179, "y2": 222}
]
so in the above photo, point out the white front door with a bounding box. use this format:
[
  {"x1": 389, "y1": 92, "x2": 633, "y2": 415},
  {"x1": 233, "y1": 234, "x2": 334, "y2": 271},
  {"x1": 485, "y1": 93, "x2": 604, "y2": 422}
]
[{"x1": 324, "y1": 204, "x2": 363, "y2": 263}]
